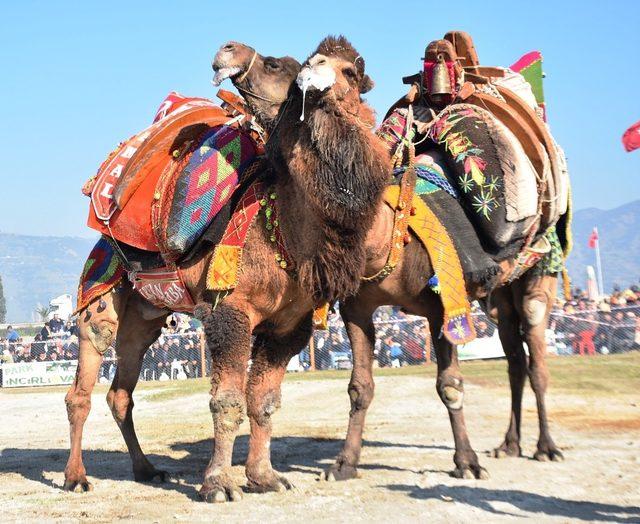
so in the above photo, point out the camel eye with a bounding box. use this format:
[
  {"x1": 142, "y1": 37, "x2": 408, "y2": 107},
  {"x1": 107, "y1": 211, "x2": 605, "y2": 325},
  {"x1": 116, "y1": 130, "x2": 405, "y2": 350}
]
[{"x1": 343, "y1": 67, "x2": 357, "y2": 80}]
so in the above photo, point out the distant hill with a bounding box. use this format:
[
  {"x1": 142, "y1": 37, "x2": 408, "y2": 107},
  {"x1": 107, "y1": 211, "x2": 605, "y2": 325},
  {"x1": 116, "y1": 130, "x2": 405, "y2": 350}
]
[
  {"x1": 0, "y1": 201, "x2": 638, "y2": 322},
  {"x1": 565, "y1": 200, "x2": 640, "y2": 292},
  {"x1": 0, "y1": 233, "x2": 97, "y2": 322}
]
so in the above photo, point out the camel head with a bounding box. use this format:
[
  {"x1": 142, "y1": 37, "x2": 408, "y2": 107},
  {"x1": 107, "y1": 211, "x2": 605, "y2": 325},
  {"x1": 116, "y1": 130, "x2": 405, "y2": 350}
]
[
  {"x1": 296, "y1": 35, "x2": 375, "y2": 125},
  {"x1": 212, "y1": 41, "x2": 300, "y2": 128}
]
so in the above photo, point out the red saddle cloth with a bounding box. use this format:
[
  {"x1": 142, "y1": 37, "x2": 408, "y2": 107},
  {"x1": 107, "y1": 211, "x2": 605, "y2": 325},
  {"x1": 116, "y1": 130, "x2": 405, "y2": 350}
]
[{"x1": 84, "y1": 92, "x2": 258, "y2": 255}]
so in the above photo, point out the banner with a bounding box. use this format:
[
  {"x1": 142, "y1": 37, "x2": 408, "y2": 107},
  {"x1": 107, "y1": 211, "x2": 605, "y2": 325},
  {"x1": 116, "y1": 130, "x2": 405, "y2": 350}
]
[
  {"x1": 457, "y1": 332, "x2": 506, "y2": 360},
  {"x1": 1, "y1": 360, "x2": 78, "y2": 388}
]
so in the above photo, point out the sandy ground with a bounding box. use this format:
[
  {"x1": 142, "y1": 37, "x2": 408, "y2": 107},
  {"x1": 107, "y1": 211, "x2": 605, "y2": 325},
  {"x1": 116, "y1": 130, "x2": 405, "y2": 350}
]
[{"x1": 1, "y1": 363, "x2": 639, "y2": 523}]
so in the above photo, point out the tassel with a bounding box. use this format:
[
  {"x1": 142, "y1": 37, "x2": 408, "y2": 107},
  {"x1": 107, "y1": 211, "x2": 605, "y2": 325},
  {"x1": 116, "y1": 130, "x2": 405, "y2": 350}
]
[{"x1": 562, "y1": 267, "x2": 571, "y2": 301}]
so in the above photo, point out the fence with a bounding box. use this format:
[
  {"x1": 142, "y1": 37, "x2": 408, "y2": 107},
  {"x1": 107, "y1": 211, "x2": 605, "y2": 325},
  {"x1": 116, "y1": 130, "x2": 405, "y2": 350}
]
[{"x1": 1, "y1": 306, "x2": 639, "y2": 387}]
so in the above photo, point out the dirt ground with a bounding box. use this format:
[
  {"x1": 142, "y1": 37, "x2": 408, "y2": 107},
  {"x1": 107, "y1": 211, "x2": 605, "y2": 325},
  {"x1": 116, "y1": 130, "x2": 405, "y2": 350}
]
[{"x1": 1, "y1": 354, "x2": 639, "y2": 523}]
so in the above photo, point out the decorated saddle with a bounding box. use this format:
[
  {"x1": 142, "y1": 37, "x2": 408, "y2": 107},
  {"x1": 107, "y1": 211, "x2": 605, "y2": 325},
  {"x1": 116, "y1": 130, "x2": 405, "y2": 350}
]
[
  {"x1": 77, "y1": 91, "x2": 269, "y2": 313},
  {"x1": 374, "y1": 32, "x2": 573, "y2": 343},
  {"x1": 84, "y1": 91, "x2": 263, "y2": 259}
]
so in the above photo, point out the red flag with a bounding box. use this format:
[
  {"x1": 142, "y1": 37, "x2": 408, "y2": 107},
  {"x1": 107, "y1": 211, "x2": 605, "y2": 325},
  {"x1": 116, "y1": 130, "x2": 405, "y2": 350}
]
[
  {"x1": 588, "y1": 228, "x2": 599, "y2": 249},
  {"x1": 622, "y1": 120, "x2": 640, "y2": 152}
]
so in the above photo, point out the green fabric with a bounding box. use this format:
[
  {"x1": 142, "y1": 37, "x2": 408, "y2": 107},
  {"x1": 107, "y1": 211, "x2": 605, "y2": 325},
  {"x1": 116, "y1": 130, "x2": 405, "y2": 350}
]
[
  {"x1": 532, "y1": 226, "x2": 564, "y2": 276},
  {"x1": 519, "y1": 58, "x2": 545, "y2": 105}
]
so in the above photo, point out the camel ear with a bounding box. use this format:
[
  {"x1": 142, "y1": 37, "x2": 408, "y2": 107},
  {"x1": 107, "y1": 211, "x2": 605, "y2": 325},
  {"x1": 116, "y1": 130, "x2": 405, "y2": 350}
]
[{"x1": 360, "y1": 74, "x2": 374, "y2": 94}]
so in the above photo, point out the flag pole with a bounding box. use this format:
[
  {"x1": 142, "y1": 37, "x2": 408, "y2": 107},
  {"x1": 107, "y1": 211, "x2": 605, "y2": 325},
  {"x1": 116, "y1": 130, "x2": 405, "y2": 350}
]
[{"x1": 594, "y1": 227, "x2": 604, "y2": 297}]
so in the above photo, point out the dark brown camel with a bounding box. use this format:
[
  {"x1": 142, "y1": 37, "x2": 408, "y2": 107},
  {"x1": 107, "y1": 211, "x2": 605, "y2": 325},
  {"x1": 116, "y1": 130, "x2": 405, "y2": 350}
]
[
  {"x1": 326, "y1": 272, "x2": 561, "y2": 481},
  {"x1": 196, "y1": 36, "x2": 390, "y2": 503},
  {"x1": 62, "y1": 37, "x2": 391, "y2": 503}
]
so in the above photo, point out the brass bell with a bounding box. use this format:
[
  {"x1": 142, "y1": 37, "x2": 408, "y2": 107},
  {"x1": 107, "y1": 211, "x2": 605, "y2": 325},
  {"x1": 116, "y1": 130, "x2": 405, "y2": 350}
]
[{"x1": 430, "y1": 55, "x2": 452, "y2": 97}]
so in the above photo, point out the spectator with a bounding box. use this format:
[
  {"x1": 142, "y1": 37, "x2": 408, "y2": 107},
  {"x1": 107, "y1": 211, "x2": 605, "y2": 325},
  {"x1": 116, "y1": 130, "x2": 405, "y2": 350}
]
[
  {"x1": 6, "y1": 326, "x2": 20, "y2": 343},
  {"x1": 30, "y1": 334, "x2": 47, "y2": 360},
  {"x1": 1, "y1": 348, "x2": 14, "y2": 364},
  {"x1": 48, "y1": 314, "x2": 65, "y2": 333},
  {"x1": 39, "y1": 324, "x2": 51, "y2": 341},
  {"x1": 475, "y1": 320, "x2": 496, "y2": 338}
]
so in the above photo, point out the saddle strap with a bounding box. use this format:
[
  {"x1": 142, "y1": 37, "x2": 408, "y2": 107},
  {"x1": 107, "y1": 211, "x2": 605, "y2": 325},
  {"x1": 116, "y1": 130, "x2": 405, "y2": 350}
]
[{"x1": 362, "y1": 111, "x2": 417, "y2": 283}]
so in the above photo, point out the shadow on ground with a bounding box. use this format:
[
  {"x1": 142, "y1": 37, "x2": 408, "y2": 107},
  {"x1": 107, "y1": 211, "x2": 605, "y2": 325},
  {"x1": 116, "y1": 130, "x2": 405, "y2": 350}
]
[
  {"x1": 383, "y1": 484, "x2": 640, "y2": 523},
  {"x1": 0, "y1": 436, "x2": 450, "y2": 500}
]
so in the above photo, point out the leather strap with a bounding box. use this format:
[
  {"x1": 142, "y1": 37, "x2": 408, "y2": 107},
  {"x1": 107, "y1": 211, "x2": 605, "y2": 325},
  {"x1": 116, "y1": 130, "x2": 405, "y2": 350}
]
[{"x1": 362, "y1": 135, "x2": 416, "y2": 283}]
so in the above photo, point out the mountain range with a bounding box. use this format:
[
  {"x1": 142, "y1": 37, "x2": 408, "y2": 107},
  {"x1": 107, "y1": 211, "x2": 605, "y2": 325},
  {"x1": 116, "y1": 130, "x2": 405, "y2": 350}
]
[{"x1": 1, "y1": 200, "x2": 638, "y2": 322}]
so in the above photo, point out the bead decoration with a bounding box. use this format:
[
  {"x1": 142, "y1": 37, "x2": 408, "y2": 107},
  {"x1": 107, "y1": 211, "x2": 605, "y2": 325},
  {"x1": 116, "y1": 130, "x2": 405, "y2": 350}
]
[{"x1": 261, "y1": 188, "x2": 294, "y2": 272}]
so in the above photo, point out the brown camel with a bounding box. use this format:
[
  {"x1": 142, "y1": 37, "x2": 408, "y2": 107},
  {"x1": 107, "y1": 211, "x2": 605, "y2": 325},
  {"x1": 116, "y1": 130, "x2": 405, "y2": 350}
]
[
  {"x1": 62, "y1": 43, "x2": 303, "y2": 494},
  {"x1": 326, "y1": 273, "x2": 562, "y2": 481},
  {"x1": 63, "y1": 36, "x2": 391, "y2": 504},
  {"x1": 210, "y1": 37, "x2": 563, "y2": 491}
]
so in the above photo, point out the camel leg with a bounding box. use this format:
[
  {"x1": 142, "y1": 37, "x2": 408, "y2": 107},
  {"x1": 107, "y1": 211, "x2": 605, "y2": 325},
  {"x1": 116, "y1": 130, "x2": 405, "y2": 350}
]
[
  {"x1": 105, "y1": 295, "x2": 167, "y2": 481},
  {"x1": 432, "y1": 323, "x2": 489, "y2": 479},
  {"x1": 197, "y1": 301, "x2": 253, "y2": 503},
  {"x1": 245, "y1": 314, "x2": 313, "y2": 492},
  {"x1": 517, "y1": 274, "x2": 564, "y2": 462},
  {"x1": 492, "y1": 285, "x2": 527, "y2": 458},
  {"x1": 63, "y1": 289, "x2": 124, "y2": 491},
  {"x1": 323, "y1": 299, "x2": 376, "y2": 481}
]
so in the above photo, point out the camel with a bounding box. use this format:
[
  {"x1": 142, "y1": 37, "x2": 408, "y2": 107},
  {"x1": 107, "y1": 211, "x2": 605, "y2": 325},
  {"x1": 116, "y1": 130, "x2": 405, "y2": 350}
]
[
  {"x1": 216, "y1": 41, "x2": 565, "y2": 481},
  {"x1": 63, "y1": 36, "x2": 391, "y2": 504},
  {"x1": 196, "y1": 36, "x2": 390, "y2": 502},
  {"x1": 209, "y1": 36, "x2": 564, "y2": 491},
  {"x1": 62, "y1": 44, "x2": 303, "y2": 494}
]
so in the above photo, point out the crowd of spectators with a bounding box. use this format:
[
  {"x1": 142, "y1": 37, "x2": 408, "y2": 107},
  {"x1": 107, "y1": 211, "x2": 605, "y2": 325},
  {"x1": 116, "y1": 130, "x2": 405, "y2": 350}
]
[
  {"x1": 550, "y1": 285, "x2": 640, "y2": 355},
  {"x1": 96, "y1": 314, "x2": 204, "y2": 383},
  {"x1": 2, "y1": 285, "x2": 639, "y2": 384},
  {"x1": 1, "y1": 314, "x2": 79, "y2": 365}
]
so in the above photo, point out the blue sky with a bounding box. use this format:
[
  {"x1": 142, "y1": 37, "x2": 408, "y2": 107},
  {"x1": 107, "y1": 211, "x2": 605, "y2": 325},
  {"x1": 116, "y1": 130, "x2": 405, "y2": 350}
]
[{"x1": 0, "y1": 0, "x2": 638, "y2": 237}]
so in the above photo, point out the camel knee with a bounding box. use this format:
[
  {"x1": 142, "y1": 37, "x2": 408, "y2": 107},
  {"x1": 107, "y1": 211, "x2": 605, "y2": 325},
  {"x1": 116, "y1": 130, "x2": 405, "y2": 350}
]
[
  {"x1": 247, "y1": 390, "x2": 281, "y2": 426},
  {"x1": 437, "y1": 375, "x2": 464, "y2": 410},
  {"x1": 83, "y1": 320, "x2": 117, "y2": 355},
  {"x1": 522, "y1": 290, "x2": 550, "y2": 327},
  {"x1": 106, "y1": 389, "x2": 132, "y2": 424},
  {"x1": 348, "y1": 380, "x2": 374, "y2": 413},
  {"x1": 65, "y1": 388, "x2": 92, "y2": 422},
  {"x1": 210, "y1": 391, "x2": 245, "y2": 432}
]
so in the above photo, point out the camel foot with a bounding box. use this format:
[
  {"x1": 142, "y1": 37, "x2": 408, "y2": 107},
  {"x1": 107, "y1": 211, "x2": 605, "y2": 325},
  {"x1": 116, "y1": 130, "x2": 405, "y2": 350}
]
[
  {"x1": 134, "y1": 466, "x2": 169, "y2": 484},
  {"x1": 534, "y1": 447, "x2": 564, "y2": 462},
  {"x1": 199, "y1": 475, "x2": 243, "y2": 504},
  {"x1": 320, "y1": 459, "x2": 361, "y2": 482},
  {"x1": 246, "y1": 471, "x2": 294, "y2": 493},
  {"x1": 452, "y1": 464, "x2": 489, "y2": 480},
  {"x1": 493, "y1": 441, "x2": 522, "y2": 459},
  {"x1": 63, "y1": 477, "x2": 94, "y2": 493}
]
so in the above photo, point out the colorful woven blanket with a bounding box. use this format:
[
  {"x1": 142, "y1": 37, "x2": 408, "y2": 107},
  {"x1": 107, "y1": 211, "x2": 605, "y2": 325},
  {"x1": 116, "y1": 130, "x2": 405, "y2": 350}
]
[
  {"x1": 156, "y1": 125, "x2": 260, "y2": 262},
  {"x1": 207, "y1": 182, "x2": 265, "y2": 291},
  {"x1": 76, "y1": 236, "x2": 125, "y2": 313},
  {"x1": 392, "y1": 164, "x2": 500, "y2": 290},
  {"x1": 84, "y1": 91, "x2": 258, "y2": 264}
]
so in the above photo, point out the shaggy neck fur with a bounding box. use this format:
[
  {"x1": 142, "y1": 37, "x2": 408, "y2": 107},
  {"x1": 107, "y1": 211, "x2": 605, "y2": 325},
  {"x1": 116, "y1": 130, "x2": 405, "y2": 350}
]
[{"x1": 268, "y1": 88, "x2": 390, "y2": 303}]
